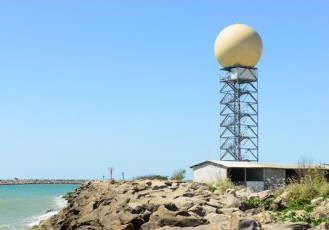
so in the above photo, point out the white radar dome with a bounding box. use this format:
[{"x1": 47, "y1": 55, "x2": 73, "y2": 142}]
[{"x1": 214, "y1": 23, "x2": 263, "y2": 68}]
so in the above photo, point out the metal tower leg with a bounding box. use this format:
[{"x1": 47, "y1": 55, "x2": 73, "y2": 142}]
[{"x1": 220, "y1": 67, "x2": 259, "y2": 162}]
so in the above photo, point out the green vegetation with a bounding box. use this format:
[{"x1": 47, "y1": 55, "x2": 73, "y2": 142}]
[
  {"x1": 275, "y1": 166, "x2": 329, "y2": 210},
  {"x1": 273, "y1": 211, "x2": 311, "y2": 223},
  {"x1": 29, "y1": 226, "x2": 38, "y2": 230},
  {"x1": 245, "y1": 198, "x2": 264, "y2": 207},
  {"x1": 241, "y1": 164, "x2": 329, "y2": 227},
  {"x1": 134, "y1": 168, "x2": 187, "y2": 181},
  {"x1": 208, "y1": 178, "x2": 241, "y2": 194},
  {"x1": 245, "y1": 197, "x2": 274, "y2": 210},
  {"x1": 171, "y1": 169, "x2": 186, "y2": 181},
  {"x1": 269, "y1": 165, "x2": 329, "y2": 227},
  {"x1": 273, "y1": 210, "x2": 329, "y2": 226},
  {"x1": 134, "y1": 174, "x2": 168, "y2": 180}
]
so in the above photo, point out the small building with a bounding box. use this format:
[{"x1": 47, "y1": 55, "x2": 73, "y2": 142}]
[{"x1": 190, "y1": 161, "x2": 329, "y2": 192}]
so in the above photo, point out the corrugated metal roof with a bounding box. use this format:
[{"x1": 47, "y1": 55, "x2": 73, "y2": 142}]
[{"x1": 190, "y1": 160, "x2": 329, "y2": 170}]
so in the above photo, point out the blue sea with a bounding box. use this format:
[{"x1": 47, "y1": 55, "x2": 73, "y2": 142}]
[{"x1": 0, "y1": 184, "x2": 80, "y2": 229}]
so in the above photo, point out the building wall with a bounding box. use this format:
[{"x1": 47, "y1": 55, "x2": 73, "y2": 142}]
[
  {"x1": 192, "y1": 163, "x2": 288, "y2": 190},
  {"x1": 264, "y1": 168, "x2": 286, "y2": 189},
  {"x1": 246, "y1": 181, "x2": 264, "y2": 192},
  {"x1": 192, "y1": 162, "x2": 227, "y2": 183}
]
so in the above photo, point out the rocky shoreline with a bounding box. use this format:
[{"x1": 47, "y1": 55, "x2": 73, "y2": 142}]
[
  {"x1": 38, "y1": 180, "x2": 329, "y2": 230},
  {"x1": 0, "y1": 179, "x2": 88, "y2": 185}
]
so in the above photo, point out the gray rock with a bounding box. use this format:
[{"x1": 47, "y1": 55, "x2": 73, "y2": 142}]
[
  {"x1": 253, "y1": 211, "x2": 274, "y2": 224},
  {"x1": 220, "y1": 207, "x2": 240, "y2": 215},
  {"x1": 225, "y1": 189, "x2": 237, "y2": 197},
  {"x1": 205, "y1": 213, "x2": 230, "y2": 228},
  {"x1": 152, "y1": 181, "x2": 168, "y2": 190},
  {"x1": 202, "y1": 204, "x2": 218, "y2": 215},
  {"x1": 311, "y1": 206, "x2": 329, "y2": 219},
  {"x1": 188, "y1": 205, "x2": 206, "y2": 217},
  {"x1": 263, "y1": 222, "x2": 311, "y2": 230},
  {"x1": 136, "y1": 183, "x2": 148, "y2": 191},
  {"x1": 127, "y1": 202, "x2": 145, "y2": 214},
  {"x1": 231, "y1": 211, "x2": 261, "y2": 230},
  {"x1": 271, "y1": 191, "x2": 290, "y2": 210},
  {"x1": 311, "y1": 222, "x2": 329, "y2": 230},
  {"x1": 311, "y1": 197, "x2": 324, "y2": 206},
  {"x1": 220, "y1": 194, "x2": 241, "y2": 208},
  {"x1": 158, "y1": 215, "x2": 208, "y2": 227},
  {"x1": 247, "y1": 193, "x2": 260, "y2": 200},
  {"x1": 206, "y1": 198, "x2": 223, "y2": 208},
  {"x1": 238, "y1": 219, "x2": 262, "y2": 230},
  {"x1": 258, "y1": 190, "x2": 274, "y2": 200},
  {"x1": 140, "y1": 222, "x2": 160, "y2": 230}
]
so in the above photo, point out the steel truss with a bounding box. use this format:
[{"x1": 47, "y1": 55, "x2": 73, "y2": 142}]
[{"x1": 220, "y1": 67, "x2": 258, "y2": 161}]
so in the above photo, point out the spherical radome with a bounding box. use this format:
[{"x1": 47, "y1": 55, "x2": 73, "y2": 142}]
[{"x1": 214, "y1": 23, "x2": 263, "y2": 67}]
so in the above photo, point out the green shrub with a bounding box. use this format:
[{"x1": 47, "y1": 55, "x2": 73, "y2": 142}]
[
  {"x1": 273, "y1": 211, "x2": 311, "y2": 223},
  {"x1": 245, "y1": 198, "x2": 264, "y2": 207},
  {"x1": 134, "y1": 174, "x2": 168, "y2": 180},
  {"x1": 171, "y1": 169, "x2": 186, "y2": 181},
  {"x1": 273, "y1": 210, "x2": 329, "y2": 227},
  {"x1": 274, "y1": 165, "x2": 329, "y2": 210},
  {"x1": 208, "y1": 178, "x2": 241, "y2": 194},
  {"x1": 245, "y1": 197, "x2": 274, "y2": 210}
]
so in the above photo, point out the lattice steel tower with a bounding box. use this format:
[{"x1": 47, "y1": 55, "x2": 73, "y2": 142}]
[
  {"x1": 219, "y1": 67, "x2": 258, "y2": 161},
  {"x1": 214, "y1": 23, "x2": 263, "y2": 162}
]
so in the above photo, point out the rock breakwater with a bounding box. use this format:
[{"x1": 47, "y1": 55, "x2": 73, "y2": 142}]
[
  {"x1": 38, "y1": 180, "x2": 328, "y2": 230},
  {"x1": 0, "y1": 179, "x2": 87, "y2": 185}
]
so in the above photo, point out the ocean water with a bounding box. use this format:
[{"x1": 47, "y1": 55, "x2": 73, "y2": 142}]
[{"x1": 0, "y1": 184, "x2": 80, "y2": 230}]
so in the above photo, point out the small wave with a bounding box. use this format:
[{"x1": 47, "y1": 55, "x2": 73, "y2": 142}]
[
  {"x1": 27, "y1": 196, "x2": 67, "y2": 227},
  {"x1": 27, "y1": 211, "x2": 58, "y2": 227},
  {"x1": 54, "y1": 196, "x2": 67, "y2": 209}
]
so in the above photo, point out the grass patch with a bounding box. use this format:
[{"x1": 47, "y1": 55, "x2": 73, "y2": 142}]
[
  {"x1": 245, "y1": 198, "x2": 274, "y2": 209},
  {"x1": 134, "y1": 175, "x2": 168, "y2": 180},
  {"x1": 275, "y1": 166, "x2": 329, "y2": 210},
  {"x1": 271, "y1": 165, "x2": 329, "y2": 227},
  {"x1": 208, "y1": 178, "x2": 241, "y2": 194},
  {"x1": 273, "y1": 211, "x2": 329, "y2": 227}
]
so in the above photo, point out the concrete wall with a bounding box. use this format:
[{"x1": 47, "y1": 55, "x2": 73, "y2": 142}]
[
  {"x1": 246, "y1": 181, "x2": 264, "y2": 192},
  {"x1": 192, "y1": 163, "x2": 287, "y2": 190},
  {"x1": 192, "y1": 162, "x2": 227, "y2": 183},
  {"x1": 264, "y1": 168, "x2": 286, "y2": 190}
]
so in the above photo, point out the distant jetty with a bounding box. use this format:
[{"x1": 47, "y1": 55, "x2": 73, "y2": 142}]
[{"x1": 0, "y1": 179, "x2": 88, "y2": 185}]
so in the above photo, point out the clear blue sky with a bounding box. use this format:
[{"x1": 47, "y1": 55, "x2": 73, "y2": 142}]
[{"x1": 0, "y1": 1, "x2": 328, "y2": 179}]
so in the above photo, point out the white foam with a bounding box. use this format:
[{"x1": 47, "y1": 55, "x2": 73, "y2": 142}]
[
  {"x1": 27, "y1": 211, "x2": 58, "y2": 227},
  {"x1": 27, "y1": 196, "x2": 67, "y2": 227},
  {"x1": 54, "y1": 196, "x2": 68, "y2": 209}
]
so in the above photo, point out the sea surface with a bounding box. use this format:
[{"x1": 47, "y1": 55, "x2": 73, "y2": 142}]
[{"x1": 0, "y1": 184, "x2": 80, "y2": 229}]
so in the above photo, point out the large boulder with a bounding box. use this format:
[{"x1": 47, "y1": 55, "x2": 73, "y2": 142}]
[
  {"x1": 204, "y1": 213, "x2": 231, "y2": 229},
  {"x1": 271, "y1": 191, "x2": 290, "y2": 210},
  {"x1": 231, "y1": 217, "x2": 262, "y2": 230},
  {"x1": 311, "y1": 197, "x2": 324, "y2": 206},
  {"x1": 220, "y1": 194, "x2": 241, "y2": 208},
  {"x1": 258, "y1": 190, "x2": 274, "y2": 200},
  {"x1": 311, "y1": 222, "x2": 329, "y2": 230},
  {"x1": 263, "y1": 222, "x2": 311, "y2": 230},
  {"x1": 149, "y1": 204, "x2": 208, "y2": 227},
  {"x1": 311, "y1": 205, "x2": 329, "y2": 219},
  {"x1": 252, "y1": 211, "x2": 274, "y2": 224}
]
